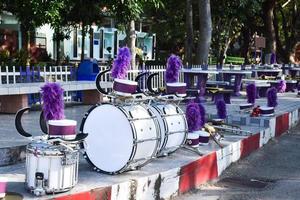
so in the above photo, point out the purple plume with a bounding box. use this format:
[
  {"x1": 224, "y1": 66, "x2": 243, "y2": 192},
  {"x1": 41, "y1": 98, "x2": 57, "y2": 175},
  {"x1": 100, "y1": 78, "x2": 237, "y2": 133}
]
[
  {"x1": 41, "y1": 82, "x2": 65, "y2": 120},
  {"x1": 277, "y1": 80, "x2": 286, "y2": 93},
  {"x1": 267, "y1": 87, "x2": 278, "y2": 107},
  {"x1": 111, "y1": 47, "x2": 131, "y2": 79},
  {"x1": 186, "y1": 101, "x2": 202, "y2": 132},
  {"x1": 165, "y1": 54, "x2": 182, "y2": 83},
  {"x1": 216, "y1": 100, "x2": 227, "y2": 119},
  {"x1": 297, "y1": 83, "x2": 300, "y2": 91},
  {"x1": 246, "y1": 83, "x2": 256, "y2": 104},
  {"x1": 198, "y1": 103, "x2": 206, "y2": 127}
]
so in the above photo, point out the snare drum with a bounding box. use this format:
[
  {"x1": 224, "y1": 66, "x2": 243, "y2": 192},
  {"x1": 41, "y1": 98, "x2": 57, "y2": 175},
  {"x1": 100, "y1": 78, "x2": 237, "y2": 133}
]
[
  {"x1": 25, "y1": 140, "x2": 79, "y2": 196},
  {"x1": 148, "y1": 103, "x2": 187, "y2": 156},
  {"x1": 81, "y1": 103, "x2": 160, "y2": 174}
]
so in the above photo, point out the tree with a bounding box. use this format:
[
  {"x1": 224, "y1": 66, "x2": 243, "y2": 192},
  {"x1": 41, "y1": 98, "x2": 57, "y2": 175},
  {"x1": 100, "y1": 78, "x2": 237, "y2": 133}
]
[
  {"x1": 197, "y1": 0, "x2": 212, "y2": 64},
  {"x1": 185, "y1": 0, "x2": 194, "y2": 66},
  {"x1": 263, "y1": 0, "x2": 276, "y2": 54},
  {"x1": 274, "y1": 0, "x2": 300, "y2": 63},
  {"x1": 43, "y1": 0, "x2": 70, "y2": 64},
  {"x1": 106, "y1": 0, "x2": 163, "y2": 69},
  {"x1": 4, "y1": 0, "x2": 46, "y2": 53},
  {"x1": 66, "y1": 0, "x2": 105, "y2": 61}
]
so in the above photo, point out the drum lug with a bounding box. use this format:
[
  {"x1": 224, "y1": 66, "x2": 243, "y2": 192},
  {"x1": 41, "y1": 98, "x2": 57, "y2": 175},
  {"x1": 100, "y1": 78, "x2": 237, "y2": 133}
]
[{"x1": 33, "y1": 172, "x2": 46, "y2": 196}]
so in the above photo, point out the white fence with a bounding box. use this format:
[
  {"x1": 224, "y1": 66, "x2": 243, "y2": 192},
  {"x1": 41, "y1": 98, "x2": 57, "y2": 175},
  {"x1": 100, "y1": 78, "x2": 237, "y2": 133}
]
[{"x1": 0, "y1": 66, "x2": 73, "y2": 85}]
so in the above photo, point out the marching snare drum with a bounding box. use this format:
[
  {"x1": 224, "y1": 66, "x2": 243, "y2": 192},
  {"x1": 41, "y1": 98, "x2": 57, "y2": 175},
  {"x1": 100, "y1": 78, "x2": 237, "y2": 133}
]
[
  {"x1": 81, "y1": 103, "x2": 160, "y2": 174},
  {"x1": 25, "y1": 140, "x2": 79, "y2": 196},
  {"x1": 148, "y1": 103, "x2": 187, "y2": 156}
]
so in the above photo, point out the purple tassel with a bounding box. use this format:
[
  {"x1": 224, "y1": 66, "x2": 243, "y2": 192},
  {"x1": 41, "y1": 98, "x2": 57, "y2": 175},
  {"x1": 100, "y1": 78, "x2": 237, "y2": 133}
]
[
  {"x1": 111, "y1": 47, "x2": 131, "y2": 79},
  {"x1": 186, "y1": 101, "x2": 202, "y2": 132},
  {"x1": 198, "y1": 103, "x2": 206, "y2": 127},
  {"x1": 216, "y1": 100, "x2": 227, "y2": 119},
  {"x1": 41, "y1": 82, "x2": 65, "y2": 121},
  {"x1": 277, "y1": 80, "x2": 286, "y2": 93},
  {"x1": 246, "y1": 83, "x2": 256, "y2": 104},
  {"x1": 165, "y1": 54, "x2": 182, "y2": 83},
  {"x1": 267, "y1": 87, "x2": 278, "y2": 107}
]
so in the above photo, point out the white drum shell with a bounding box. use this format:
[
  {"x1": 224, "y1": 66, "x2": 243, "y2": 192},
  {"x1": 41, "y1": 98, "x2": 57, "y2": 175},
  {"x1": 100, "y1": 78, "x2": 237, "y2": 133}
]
[
  {"x1": 148, "y1": 103, "x2": 187, "y2": 155},
  {"x1": 82, "y1": 104, "x2": 160, "y2": 174},
  {"x1": 25, "y1": 141, "x2": 79, "y2": 194}
]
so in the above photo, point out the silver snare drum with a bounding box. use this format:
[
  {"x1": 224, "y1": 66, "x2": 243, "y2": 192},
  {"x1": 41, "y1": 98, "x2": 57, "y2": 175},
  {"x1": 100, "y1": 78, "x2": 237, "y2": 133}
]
[{"x1": 25, "y1": 140, "x2": 79, "y2": 196}]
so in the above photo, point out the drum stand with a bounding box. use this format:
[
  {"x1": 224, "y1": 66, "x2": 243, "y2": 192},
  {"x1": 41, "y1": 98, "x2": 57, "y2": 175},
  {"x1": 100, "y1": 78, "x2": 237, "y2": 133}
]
[{"x1": 182, "y1": 145, "x2": 204, "y2": 156}]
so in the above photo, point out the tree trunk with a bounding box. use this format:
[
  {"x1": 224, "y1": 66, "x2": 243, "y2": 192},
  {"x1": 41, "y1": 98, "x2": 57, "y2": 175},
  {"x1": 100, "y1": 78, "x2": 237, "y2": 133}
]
[
  {"x1": 197, "y1": 0, "x2": 212, "y2": 64},
  {"x1": 241, "y1": 26, "x2": 250, "y2": 64},
  {"x1": 185, "y1": 0, "x2": 193, "y2": 67},
  {"x1": 263, "y1": 0, "x2": 276, "y2": 54},
  {"x1": 55, "y1": 28, "x2": 61, "y2": 65},
  {"x1": 127, "y1": 20, "x2": 136, "y2": 70},
  {"x1": 81, "y1": 23, "x2": 86, "y2": 61},
  {"x1": 274, "y1": 9, "x2": 288, "y2": 63},
  {"x1": 20, "y1": 24, "x2": 30, "y2": 54}
]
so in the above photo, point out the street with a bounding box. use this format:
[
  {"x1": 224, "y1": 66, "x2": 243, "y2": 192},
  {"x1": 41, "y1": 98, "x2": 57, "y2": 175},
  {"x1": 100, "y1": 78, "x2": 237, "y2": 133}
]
[{"x1": 176, "y1": 124, "x2": 300, "y2": 200}]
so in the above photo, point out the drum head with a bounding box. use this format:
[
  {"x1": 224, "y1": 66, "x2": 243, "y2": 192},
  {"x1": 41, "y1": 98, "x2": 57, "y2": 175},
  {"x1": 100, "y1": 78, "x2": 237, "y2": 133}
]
[{"x1": 82, "y1": 104, "x2": 133, "y2": 173}]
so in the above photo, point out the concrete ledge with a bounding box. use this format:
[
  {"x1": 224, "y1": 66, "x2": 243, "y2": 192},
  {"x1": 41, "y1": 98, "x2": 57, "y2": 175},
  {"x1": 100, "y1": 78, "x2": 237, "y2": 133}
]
[
  {"x1": 0, "y1": 145, "x2": 26, "y2": 166},
  {"x1": 1, "y1": 99, "x2": 300, "y2": 200},
  {"x1": 42, "y1": 108, "x2": 300, "y2": 200}
]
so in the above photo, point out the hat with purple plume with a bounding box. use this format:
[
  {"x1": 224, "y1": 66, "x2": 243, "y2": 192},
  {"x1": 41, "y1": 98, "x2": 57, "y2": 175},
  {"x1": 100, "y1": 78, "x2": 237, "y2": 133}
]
[
  {"x1": 165, "y1": 54, "x2": 182, "y2": 83},
  {"x1": 246, "y1": 83, "x2": 256, "y2": 104},
  {"x1": 186, "y1": 101, "x2": 202, "y2": 132},
  {"x1": 111, "y1": 47, "x2": 131, "y2": 79},
  {"x1": 216, "y1": 100, "x2": 227, "y2": 119},
  {"x1": 198, "y1": 103, "x2": 206, "y2": 127},
  {"x1": 41, "y1": 82, "x2": 65, "y2": 121},
  {"x1": 277, "y1": 80, "x2": 286, "y2": 93},
  {"x1": 267, "y1": 87, "x2": 278, "y2": 107}
]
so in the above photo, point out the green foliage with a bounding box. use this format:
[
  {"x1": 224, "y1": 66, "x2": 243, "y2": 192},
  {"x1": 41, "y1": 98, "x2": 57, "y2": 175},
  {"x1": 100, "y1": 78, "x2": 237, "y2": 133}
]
[
  {"x1": 14, "y1": 49, "x2": 29, "y2": 67},
  {"x1": 210, "y1": 0, "x2": 264, "y2": 63},
  {"x1": 106, "y1": 0, "x2": 164, "y2": 26}
]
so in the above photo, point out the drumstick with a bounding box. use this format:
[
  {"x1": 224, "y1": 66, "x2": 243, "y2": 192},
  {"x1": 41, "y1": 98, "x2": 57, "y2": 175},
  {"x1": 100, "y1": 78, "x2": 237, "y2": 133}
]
[{"x1": 204, "y1": 124, "x2": 224, "y2": 148}]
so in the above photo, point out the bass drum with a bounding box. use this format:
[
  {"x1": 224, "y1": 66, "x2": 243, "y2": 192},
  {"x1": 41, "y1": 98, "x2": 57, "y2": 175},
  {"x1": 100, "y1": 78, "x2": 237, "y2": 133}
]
[
  {"x1": 80, "y1": 103, "x2": 160, "y2": 174},
  {"x1": 148, "y1": 103, "x2": 187, "y2": 156}
]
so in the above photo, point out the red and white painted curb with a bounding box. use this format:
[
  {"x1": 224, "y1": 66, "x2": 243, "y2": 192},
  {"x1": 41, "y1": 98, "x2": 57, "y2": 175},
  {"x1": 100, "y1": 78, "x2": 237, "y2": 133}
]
[{"x1": 53, "y1": 110, "x2": 299, "y2": 200}]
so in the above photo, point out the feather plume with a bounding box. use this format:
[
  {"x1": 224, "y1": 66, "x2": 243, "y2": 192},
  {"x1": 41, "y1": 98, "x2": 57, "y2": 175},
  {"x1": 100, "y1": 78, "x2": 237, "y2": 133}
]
[
  {"x1": 186, "y1": 101, "x2": 202, "y2": 132},
  {"x1": 41, "y1": 82, "x2": 65, "y2": 120},
  {"x1": 277, "y1": 80, "x2": 286, "y2": 93},
  {"x1": 198, "y1": 103, "x2": 206, "y2": 127},
  {"x1": 111, "y1": 47, "x2": 131, "y2": 79},
  {"x1": 216, "y1": 100, "x2": 227, "y2": 119},
  {"x1": 246, "y1": 83, "x2": 256, "y2": 104},
  {"x1": 165, "y1": 54, "x2": 182, "y2": 83},
  {"x1": 267, "y1": 87, "x2": 278, "y2": 107}
]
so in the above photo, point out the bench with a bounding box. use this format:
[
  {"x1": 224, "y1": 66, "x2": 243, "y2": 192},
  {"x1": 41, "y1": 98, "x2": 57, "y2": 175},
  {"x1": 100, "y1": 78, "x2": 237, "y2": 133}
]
[
  {"x1": 206, "y1": 87, "x2": 233, "y2": 104},
  {"x1": 225, "y1": 56, "x2": 245, "y2": 65},
  {"x1": 0, "y1": 81, "x2": 111, "y2": 113},
  {"x1": 208, "y1": 57, "x2": 218, "y2": 65}
]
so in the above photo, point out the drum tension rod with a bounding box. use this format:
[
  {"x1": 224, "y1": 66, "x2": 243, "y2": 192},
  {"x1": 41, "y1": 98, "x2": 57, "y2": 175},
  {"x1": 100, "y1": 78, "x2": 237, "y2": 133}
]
[{"x1": 134, "y1": 137, "x2": 158, "y2": 143}]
